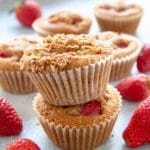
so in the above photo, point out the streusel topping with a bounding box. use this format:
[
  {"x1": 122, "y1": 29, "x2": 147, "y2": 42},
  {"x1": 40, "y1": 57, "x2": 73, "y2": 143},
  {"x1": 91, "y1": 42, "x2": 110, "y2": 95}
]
[{"x1": 21, "y1": 34, "x2": 114, "y2": 73}]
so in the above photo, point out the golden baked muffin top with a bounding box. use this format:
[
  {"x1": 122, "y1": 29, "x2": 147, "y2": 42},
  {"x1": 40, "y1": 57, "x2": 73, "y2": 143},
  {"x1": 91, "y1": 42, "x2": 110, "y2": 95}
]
[
  {"x1": 95, "y1": 31, "x2": 141, "y2": 59},
  {"x1": 20, "y1": 34, "x2": 114, "y2": 73},
  {"x1": 0, "y1": 35, "x2": 43, "y2": 71},
  {"x1": 94, "y1": 2, "x2": 143, "y2": 19},
  {"x1": 32, "y1": 10, "x2": 92, "y2": 35},
  {"x1": 34, "y1": 85, "x2": 121, "y2": 128}
]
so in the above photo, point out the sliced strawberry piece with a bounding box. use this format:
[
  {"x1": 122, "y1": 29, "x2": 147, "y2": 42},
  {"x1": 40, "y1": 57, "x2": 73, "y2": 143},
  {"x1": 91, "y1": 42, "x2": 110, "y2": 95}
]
[
  {"x1": 72, "y1": 18, "x2": 81, "y2": 25},
  {"x1": 6, "y1": 138, "x2": 40, "y2": 150},
  {"x1": 123, "y1": 96, "x2": 150, "y2": 147},
  {"x1": 0, "y1": 52, "x2": 12, "y2": 58},
  {"x1": 116, "y1": 74, "x2": 150, "y2": 101},
  {"x1": 79, "y1": 100, "x2": 102, "y2": 116},
  {"x1": 0, "y1": 96, "x2": 23, "y2": 136}
]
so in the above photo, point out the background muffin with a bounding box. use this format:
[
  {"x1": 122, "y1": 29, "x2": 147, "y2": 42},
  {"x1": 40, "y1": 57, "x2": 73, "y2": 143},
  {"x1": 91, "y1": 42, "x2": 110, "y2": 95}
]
[
  {"x1": 33, "y1": 85, "x2": 122, "y2": 150},
  {"x1": 33, "y1": 9, "x2": 92, "y2": 36},
  {"x1": 21, "y1": 34, "x2": 114, "y2": 106},
  {"x1": 95, "y1": 31, "x2": 142, "y2": 81},
  {"x1": 94, "y1": 2, "x2": 143, "y2": 34},
  {"x1": 0, "y1": 35, "x2": 43, "y2": 94}
]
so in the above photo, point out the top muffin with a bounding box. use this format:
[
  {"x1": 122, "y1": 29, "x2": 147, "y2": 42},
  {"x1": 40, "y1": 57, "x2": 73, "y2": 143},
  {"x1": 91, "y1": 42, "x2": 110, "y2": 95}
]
[
  {"x1": 0, "y1": 35, "x2": 43, "y2": 71},
  {"x1": 20, "y1": 34, "x2": 114, "y2": 73},
  {"x1": 32, "y1": 10, "x2": 92, "y2": 36}
]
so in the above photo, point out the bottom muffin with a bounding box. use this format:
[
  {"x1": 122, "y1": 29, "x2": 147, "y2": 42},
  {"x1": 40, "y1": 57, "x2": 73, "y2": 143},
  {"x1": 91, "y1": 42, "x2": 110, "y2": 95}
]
[{"x1": 33, "y1": 85, "x2": 122, "y2": 150}]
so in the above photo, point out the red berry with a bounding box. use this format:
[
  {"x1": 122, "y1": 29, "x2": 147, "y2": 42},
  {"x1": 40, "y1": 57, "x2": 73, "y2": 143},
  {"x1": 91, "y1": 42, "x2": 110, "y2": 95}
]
[
  {"x1": 123, "y1": 96, "x2": 150, "y2": 147},
  {"x1": 79, "y1": 100, "x2": 102, "y2": 116},
  {"x1": 116, "y1": 40, "x2": 128, "y2": 48},
  {"x1": 6, "y1": 138, "x2": 40, "y2": 150},
  {"x1": 72, "y1": 18, "x2": 81, "y2": 25},
  {"x1": 15, "y1": 0, "x2": 42, "y2": 27},
  {"x1": 116, "y1": 74, "x2": 150, "y2": 101},
  {"x1": 0, "y1": 52, "x2": 12, "y2": 58},
  {"x1": 137, "y1": 44, "x2": 150, "y2": 73},
  {"x1": 0, "y1": 97, "x2": 23, "y2": 136}
]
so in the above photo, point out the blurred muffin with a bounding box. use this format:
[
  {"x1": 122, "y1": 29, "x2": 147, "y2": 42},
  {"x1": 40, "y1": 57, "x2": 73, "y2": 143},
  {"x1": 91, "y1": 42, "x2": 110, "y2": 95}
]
[
  {"x1": 94, "y1": 2, "x2": 143, "y2": 34},
  {"x1": 0, "y1": 35, "x2": 43, "y2": 94},
  {"x1": 32, "y1": 9, "x2": 92, "y2": 36},
  {"x1": 33, "y1": 85, "x2": 122, "y2": 150},
  {"x1": 95, "y1": 31, "x2": 142, "y2": 81},
  {"x1": 21, "y1": 34, "x2": 114, "y2": 106}
]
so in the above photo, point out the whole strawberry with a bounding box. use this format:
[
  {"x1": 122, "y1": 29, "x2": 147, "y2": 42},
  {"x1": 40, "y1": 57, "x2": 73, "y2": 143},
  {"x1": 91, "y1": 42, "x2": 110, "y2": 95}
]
[
  {"x1": 0, "y1": 96, "x2": 22, "y2": 136},
  {"x1": 123, "y1": 96, "x2": 150, "y2": 147},
  {"x1": 79, "y1": 100, "x2": 102, "y2": 116},
  {"x1": 116, "y1": 74, "x2": 150, "y2": 101},
  {"x1": 6, "y1": 138, "x2": 40, "y2": 150},
  {"x1": 137, "y1": 44, "x2": 150, "y2": 73},
  {"x1": 15, "y1": 0, "x2": 42, "y2": 27}
]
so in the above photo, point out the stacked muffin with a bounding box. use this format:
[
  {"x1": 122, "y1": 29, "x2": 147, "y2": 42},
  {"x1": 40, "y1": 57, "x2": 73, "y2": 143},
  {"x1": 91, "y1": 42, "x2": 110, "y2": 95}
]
[{"x1": 20, "y1": 34, "x2": 122, "y2": 150}]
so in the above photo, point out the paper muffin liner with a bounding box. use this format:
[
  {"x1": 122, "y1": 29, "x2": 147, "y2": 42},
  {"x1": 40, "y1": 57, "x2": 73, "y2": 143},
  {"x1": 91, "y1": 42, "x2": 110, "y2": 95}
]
[
  {"x1": 110, "y1": 49, "x2": 141, "y2": 81},
  {"x1": 33, "y1": 88, "x2": 122, "y2": 150},
  {"x1": 95, "y1": 12, "x2": 143, "y2": 34},
  {"x1": 27, "y1": 55, "x2": 113, "y2": 106},
  {"x1": 0, "y1": 71, "x2": 36, "y2": 94}
]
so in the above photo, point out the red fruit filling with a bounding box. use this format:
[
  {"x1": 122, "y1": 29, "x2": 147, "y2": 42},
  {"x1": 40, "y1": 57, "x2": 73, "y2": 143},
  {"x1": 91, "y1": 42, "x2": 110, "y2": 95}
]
[
  {"x1": 72, "y1": 18, "x2": 81, "y2": 25},
  {"x1": 0, "y1": 52, "x2": 12, "y2": 58},
  {"x1": 115, "y1": 40, "x2": 128, "y2": 48},
  {"x1": 79, "y1": 100, "x2": 102, "y2": 116}
]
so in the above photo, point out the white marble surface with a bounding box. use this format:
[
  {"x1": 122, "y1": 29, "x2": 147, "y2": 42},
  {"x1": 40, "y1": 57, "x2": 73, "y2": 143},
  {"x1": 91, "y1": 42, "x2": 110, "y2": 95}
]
[{"x1": 0, "y1": 0, "x2": 150, "y2": 150}]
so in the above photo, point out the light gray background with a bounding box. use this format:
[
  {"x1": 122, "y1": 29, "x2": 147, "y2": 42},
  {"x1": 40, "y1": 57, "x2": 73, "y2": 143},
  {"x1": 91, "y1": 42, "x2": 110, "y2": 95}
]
[{"x1": 0, "y1": 0, "x2": 150, "y2": 149}]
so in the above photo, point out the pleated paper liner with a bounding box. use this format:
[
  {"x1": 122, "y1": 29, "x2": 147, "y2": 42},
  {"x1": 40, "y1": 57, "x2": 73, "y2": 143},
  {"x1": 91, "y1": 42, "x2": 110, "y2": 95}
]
[
  {"x1": 33, "y1": 87, "x2": 122, "y2": 150},
  {"x1": 94, "y1": 11, "x2": 143, "y2": 34},
  {"x1": 27, "y1": 55, "x2": 113, "y2": 106},
  {"x1": 110, "y1": 47, "x2": 141, "y2": 81},
  {"x1": 0, "y1": 71, "x2": 36, "y2": 94}
]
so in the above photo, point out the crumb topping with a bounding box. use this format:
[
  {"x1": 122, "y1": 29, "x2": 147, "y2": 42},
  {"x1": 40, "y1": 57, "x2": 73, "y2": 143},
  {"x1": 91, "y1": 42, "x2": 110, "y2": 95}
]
[
  {"x1": 48, "y1": 10, "x2": 82, "y2": 25},
  {"x1": 21, "y1": 34, "x2": 113, "y2": 73}
]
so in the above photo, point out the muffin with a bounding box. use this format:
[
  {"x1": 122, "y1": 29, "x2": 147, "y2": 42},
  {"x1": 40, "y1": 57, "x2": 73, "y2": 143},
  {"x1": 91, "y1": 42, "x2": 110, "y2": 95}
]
[
  {"x1": 0, "y1": 35, "x2": 43, "y2": 94},
  {"x1": 32, "y1": 9, "x2": 92, "y2": 36},
  {"x1": 94, "y1": 2, "x2": 143, "y2": 34},
  {"x1": 20, "y1": 34, "x2": 114, "y2": 106},
  {"x1": 95, "y1": 31, "x2": 142, "y2": 81},
  {"x1": 33, "y1": 85, "x2": 122, "y2": 150}
]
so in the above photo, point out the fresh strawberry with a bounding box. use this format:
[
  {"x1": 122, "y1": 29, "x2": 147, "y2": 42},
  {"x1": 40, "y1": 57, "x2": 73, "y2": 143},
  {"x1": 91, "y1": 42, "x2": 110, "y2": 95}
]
[
  {"x1": 116, "y1": 74, "x2": 150, "y2": 101},
  {"x1": 15, "y1": 0, "x2": 42, "y2": 27},
  {"x1": 137, "y1": 44, "x2": 150, "y2": 73},
  {"x1": 0, "y1": 97, "x2": 22, "y2": 136},
  {"x1": 79, "y1": 100, "x2": 102, "y2": 116},
  {"x1": 123, "y1": 96, "x2": 150, "y2": 147},
  {"x1": 6, "y1": 138, "x2": 40, "y2": 150},
  {"x1": 0, "y1": 52, "x2": 12, "y2": 58}
]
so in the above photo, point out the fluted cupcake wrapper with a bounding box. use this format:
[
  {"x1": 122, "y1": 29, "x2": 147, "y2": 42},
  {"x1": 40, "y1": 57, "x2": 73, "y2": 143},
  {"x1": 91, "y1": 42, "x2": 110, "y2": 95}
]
[
  {"x1": 27, "y1": 55, "x2": 113, "y2": 106},
  {"x1": 95, "y1": 12, "x2": 143, "y2": 34},
  {"x1": 33, "y1": 90, "x2": 122, "y2": 150},
  {"x1": 0, "y1": 71, "x2": 36, "y2": 94},
  {"x1": 110, "y1": 48, "x2": 141, "y2": 81}
]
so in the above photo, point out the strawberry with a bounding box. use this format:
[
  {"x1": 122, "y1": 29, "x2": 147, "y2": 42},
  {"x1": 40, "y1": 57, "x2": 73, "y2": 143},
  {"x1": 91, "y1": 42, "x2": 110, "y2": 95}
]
[
  {"x1": 79, "y1": 100, "x2": 102, "y2": 116},
  {"x1": 137, "y1": 44, "x2": 150, "y2": 73},
  {"x1": 123, "y1": 96, "x2": 150, "y2": 147},
  {"x1": 0, "y1": 52, "x2": 12, "y2": 58},
  {"x1": 116, "y1": 74, "x2": 150, "y2": 101},
  {"x1": 6, "y1": 138, "x2": 40, "y2": 150},
  {"x1": 15, "y1": 0, "x2": 42, "y2": 27},
  {"x1": 0, "y1": 96, "x2": 22, "y2": 136}
]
